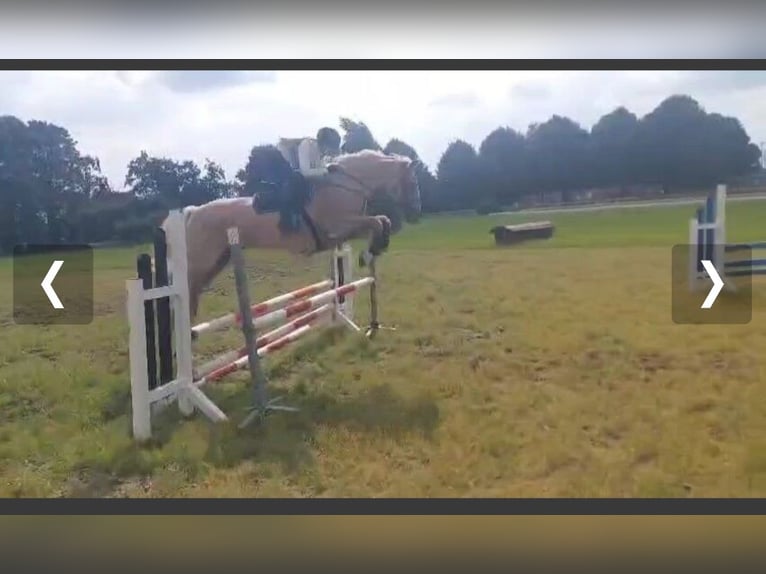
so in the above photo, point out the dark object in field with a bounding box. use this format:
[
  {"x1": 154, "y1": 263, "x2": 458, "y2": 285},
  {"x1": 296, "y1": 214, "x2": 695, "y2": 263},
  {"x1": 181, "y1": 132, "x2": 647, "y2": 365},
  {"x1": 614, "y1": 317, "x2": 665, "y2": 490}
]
[{"x1": 490, "y1": 221, "x2": 555, "y2": 246}]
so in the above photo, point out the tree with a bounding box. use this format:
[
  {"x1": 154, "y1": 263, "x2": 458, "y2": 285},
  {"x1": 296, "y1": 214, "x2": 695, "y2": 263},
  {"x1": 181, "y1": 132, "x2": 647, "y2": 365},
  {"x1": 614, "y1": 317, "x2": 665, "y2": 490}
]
[
  {"x1": 0, "y1": 115, "x2": 107, "y2": 250},
  {"x1": 233, "y1": 168, "x2": 248, "y2": 197},
  {"x1": 416, "y1": 165, "x2": 439, "y2": 213},
  {"x1": 0, "y1": 116, "x2": 39, "y2": 250},
  {"x1": 126, "y1": 151, "x2": 192, "y2": 204},
  {"x1": 436, "y1": 140, "x2": 481, "y2": 211},
  {"x1": 339, "y1": 117, "x2": 381, "y2": 153},
  {"x1": 633, "y1": 95, "x2": 760, "y2": 189},
  {"x1": 525, "y1": 115, "x2": 592, "y2": 198},
  {"x1": 28, "y1": 120, "x2": 108, "y2": 243},
  {"x1": 589, "y1": 107, "x2": 639, "y2": 187},
  {"x1": 184, "y1": 159, "x2": 231, "y2": 205},
  {"x1": 701, "y1": 113, "x2": 761, "y2": 180},
  {"x1": 383, "y1": 138, "x2": 418, "y2": 159},
  {"x1": 478, "y1": 127, "x2": 527, "y2": 208},
  {"x1": 125, "y1": 152, "x2": 229, "y2": 207},
  {"x1": 633, "y1": 95, "x2": 708, "y2": 188}
]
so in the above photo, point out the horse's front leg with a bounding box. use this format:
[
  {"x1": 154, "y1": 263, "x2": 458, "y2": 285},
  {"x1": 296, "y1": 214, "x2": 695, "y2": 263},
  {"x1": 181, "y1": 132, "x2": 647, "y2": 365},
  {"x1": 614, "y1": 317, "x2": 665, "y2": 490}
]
[
  {"x1": 327, "y1": 214, "x2": 391, "y2": 266},
  {"x1": 365, "y1": 214, "x2": 391, "y2": 254}
]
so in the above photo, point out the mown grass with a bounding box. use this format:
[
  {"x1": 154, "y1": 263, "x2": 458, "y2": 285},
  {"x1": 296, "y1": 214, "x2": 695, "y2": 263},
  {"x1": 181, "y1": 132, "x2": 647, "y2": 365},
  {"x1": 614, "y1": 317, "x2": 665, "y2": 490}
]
[{"x1": 1, "y1": 197, "x2": 766, "y2": 497}]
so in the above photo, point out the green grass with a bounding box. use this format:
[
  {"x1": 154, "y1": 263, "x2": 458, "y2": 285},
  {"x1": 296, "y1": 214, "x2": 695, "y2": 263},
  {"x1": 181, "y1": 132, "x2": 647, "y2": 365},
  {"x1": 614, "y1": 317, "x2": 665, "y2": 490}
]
[
  {"x1": 401, "y1": 200, "x2": 766, "y2": 250},
  {"x1": 2, "y1": 198, "x2": 766, "y2": 497}
]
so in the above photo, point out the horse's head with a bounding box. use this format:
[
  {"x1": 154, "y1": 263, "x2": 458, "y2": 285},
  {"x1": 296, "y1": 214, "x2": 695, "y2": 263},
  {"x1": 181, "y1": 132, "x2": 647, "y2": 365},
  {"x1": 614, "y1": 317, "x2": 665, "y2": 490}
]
[
  {"x1": 395, "y1": 155, "x2": 423, "y2": 225},
  {"x1": 327, "y1": 150, "x2": 421, "y2": 234}
]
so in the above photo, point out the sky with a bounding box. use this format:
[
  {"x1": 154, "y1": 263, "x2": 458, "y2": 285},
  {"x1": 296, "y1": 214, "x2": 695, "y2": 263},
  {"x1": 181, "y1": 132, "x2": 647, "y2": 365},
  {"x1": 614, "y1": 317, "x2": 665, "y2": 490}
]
[{"x1": 2, "y1": 7, "x2": 766, "y2": 189}]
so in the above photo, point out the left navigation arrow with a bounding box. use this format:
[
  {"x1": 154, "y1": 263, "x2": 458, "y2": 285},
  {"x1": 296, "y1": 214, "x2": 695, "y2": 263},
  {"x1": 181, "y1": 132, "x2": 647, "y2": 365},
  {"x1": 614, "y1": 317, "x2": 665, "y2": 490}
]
[{"x1": 41, "y1": 260, "x2": 64, "y2": 309}]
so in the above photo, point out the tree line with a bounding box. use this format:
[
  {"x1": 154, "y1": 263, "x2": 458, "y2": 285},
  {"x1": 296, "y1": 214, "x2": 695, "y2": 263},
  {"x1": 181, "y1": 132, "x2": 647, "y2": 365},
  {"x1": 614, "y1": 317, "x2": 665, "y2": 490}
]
[{"x1": 0, "y1": 94, "x2": 762, "y2": 253}]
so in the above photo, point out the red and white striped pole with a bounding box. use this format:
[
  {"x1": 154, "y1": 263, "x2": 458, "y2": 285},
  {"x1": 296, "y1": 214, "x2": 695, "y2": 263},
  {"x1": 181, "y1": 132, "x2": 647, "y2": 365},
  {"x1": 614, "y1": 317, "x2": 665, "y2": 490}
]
[
  {"x1": 199, "y1": 323, "x2": 317, "y2": 384},
  {"x1": 245, "y1": 276, "x2": 373, "y2": 334},
  {"x1": 194, "y1": 303, "x2": 333, "y2": 380},
  {"x1": 192, "y1": 279, "x2": 333, "y2": 338}
]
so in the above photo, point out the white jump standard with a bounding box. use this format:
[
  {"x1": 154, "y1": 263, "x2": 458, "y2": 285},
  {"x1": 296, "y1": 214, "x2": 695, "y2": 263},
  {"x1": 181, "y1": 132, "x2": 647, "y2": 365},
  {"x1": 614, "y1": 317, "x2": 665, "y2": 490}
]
[
  {"x1": 689, "y1": 183, "x2": 766, "y2": 291},
  {"x1": 127, "y1": 209, "x2": 380, "y2": 442},
  {"x1": 127, "y1": 210, "x2": 227, "y2": 442}
]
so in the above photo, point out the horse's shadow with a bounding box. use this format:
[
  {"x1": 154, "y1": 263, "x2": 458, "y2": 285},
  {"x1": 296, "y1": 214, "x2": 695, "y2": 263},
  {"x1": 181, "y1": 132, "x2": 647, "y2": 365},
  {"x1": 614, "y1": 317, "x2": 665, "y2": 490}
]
[
  {"x1": 103, "y1": 330, "x2": 439, "y2": 482},
  {"x1": 138, "y1": 329, "x2": 440, "y2": 476},
  {"x1": 87, "y1": 368, "x2": 438, "y2": 493},
  {"x1": 201, "y1": 380, "x2": 440, "y2": 475}
]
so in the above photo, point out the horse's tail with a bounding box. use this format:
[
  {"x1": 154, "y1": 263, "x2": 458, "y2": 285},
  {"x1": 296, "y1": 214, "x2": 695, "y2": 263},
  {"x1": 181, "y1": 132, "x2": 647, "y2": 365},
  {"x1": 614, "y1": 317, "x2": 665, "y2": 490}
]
[
  {"x1": 183, "y1": 204, "x2": 197, "y2": 226},
  {"x1": 159, "y1": 205, "x2": 199, "y2": 265},
  {"x1": 160, "y1": 204, "x2": 197, "y2": 233}
]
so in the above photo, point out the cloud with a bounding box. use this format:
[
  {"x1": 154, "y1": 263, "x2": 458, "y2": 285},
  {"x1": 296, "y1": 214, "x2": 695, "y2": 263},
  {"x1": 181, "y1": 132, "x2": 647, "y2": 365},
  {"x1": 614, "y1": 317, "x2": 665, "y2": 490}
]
[
  {"x1": 509, "y1": 83, "x2": 551, "y2": 101},
  {"x1": 429, "y1": 92, "x2": 479, "y2": 109},
  {"x1": 0, "y1": 72, "x2": 33, "y2": 110},
  {"x1": 152, "y1": 71, "x2": 277, "y2": 93},
  {"x1": 680, "y1": 71, "x2": 766, "y2": 95}
]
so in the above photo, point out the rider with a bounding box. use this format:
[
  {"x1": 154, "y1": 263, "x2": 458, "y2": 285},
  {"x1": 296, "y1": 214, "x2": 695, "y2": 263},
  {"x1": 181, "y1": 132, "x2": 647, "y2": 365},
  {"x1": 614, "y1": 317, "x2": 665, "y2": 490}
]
[
  {"x1": 250, "y1": 127, "x2": 343, "y2": 232},
  {"x1": 316, "y1": 127, "x2": 341, "y2": 163}
]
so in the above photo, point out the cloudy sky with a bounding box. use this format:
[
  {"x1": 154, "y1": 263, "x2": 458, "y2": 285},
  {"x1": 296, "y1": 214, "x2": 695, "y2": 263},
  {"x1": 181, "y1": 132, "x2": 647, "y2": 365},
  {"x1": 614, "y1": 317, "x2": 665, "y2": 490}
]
[{"x1": 2, "y1": 7, "x2": 766, "y2": 188}]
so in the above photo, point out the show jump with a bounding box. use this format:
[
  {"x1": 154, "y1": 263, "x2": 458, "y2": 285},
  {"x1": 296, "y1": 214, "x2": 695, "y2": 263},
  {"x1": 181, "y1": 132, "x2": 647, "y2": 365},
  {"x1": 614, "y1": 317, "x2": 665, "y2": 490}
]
[
  {"x1": 689, "y1": 184, "x2": 766, "y2": 290},
  {"x1": 127, "y1": 211, "x2": 378, "y2": 442},
  {"x1": 125, "y1": 145, "x2": 422, "y2": 442}
]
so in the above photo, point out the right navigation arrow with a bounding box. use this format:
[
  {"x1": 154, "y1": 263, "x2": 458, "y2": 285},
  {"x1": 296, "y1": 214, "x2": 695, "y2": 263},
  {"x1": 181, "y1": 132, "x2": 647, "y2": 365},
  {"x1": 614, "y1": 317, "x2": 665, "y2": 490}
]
[{"x1": 700, "y1": 259, "x2": 724, "y2": 309}]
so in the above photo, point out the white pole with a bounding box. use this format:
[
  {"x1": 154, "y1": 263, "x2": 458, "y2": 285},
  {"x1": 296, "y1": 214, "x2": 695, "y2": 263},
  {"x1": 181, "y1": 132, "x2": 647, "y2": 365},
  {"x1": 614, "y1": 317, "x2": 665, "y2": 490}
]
[
  {"x1": 689, "y1": 217, "x2": 699, "y2": 291},
  {"x1": 339, "y1": 243, "x2": 354, "y2": 320},
  {"x1": 715, "y1": 184, "x2": 726, "y2": 277},
  {"x1": 164, "y1": 209, "x2": 195, "y2": 417},
  {"x1": 330, "y1": 245, "x2": 341, "y2": 326},
  {"x1": 127, "y1": 279, "x2": 152, "y2": 441}
]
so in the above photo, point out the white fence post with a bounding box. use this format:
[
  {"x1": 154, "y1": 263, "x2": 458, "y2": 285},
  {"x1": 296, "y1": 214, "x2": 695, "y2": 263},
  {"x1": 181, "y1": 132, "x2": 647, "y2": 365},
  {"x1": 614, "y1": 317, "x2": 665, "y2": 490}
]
[
  {"x1": 127, "y1": 279, "x2": 152, "y2": 441},
  {"x1": 164, "y1": 209, "x2": 194, "y2": 417}
]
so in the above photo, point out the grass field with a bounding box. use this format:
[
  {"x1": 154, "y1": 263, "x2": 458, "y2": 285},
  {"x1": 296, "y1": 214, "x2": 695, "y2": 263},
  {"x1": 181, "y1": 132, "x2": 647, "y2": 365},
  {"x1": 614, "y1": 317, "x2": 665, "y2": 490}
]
[{"x1": 2, "y1": 198, "x2": 766, "y2": 497}]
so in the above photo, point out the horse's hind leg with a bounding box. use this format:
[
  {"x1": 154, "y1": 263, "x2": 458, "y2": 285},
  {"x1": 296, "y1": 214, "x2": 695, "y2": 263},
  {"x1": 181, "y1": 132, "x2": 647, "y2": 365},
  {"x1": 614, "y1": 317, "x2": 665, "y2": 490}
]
[
  {"x1": 204, "y1": 247, "x2": 232, "y2": 292},
  {"x1": 186, "y1": 264, "x2": 206, "y2": 319},
  {"x1": 187, "y1": 245, "x2": 231, "y2": 319}
]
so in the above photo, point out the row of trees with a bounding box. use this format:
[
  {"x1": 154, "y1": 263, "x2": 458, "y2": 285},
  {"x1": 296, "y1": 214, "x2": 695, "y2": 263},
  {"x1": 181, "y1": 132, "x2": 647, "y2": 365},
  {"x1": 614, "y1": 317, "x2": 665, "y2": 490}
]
[
  {"x1": 1, "y1": 94, "x2": 762, "y2": 252},
  {"x1": 434, "y1": 96, "x2": 762, "y2": 211}
]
